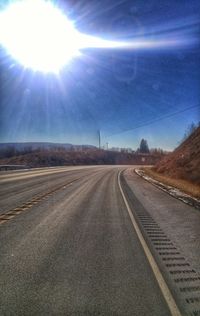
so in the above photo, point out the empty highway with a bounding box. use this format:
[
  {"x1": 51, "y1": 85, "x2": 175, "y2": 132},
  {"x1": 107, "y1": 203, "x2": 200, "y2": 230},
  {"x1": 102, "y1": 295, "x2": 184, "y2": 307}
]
[{"x1": 0, "y1": 166, "x2": 200, "y2": 316}]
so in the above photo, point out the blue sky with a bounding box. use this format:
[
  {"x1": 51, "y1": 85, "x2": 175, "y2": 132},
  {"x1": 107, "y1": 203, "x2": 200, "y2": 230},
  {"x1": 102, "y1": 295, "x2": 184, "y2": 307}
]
[{"x1": 0, "y1": 0, "x2": 199, "y2": 150}]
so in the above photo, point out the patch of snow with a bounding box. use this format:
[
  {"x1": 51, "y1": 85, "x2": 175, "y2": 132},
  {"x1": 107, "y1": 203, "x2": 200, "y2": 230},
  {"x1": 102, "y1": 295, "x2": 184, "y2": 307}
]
[{"x1": 135, "y1": 168, "x2": 200, "y2": 210}]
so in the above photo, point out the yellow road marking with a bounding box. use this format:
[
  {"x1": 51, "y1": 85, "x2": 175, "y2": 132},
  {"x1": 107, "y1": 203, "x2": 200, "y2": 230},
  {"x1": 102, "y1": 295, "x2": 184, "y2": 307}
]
[
  {"x1": 0, "y1": 166, "x2": 99, "y2": 183},
  {"x1": 0, "y1": 178, "x2": 79, "y2": 225},
  {"x1": 118, "y1": 170, "x2": 182, "y2": 316}
]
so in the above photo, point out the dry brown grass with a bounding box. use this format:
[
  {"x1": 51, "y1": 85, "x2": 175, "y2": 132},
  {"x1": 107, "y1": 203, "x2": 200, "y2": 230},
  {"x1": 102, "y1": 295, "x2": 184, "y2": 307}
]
[{"x1": 141, "y1": 167, "x2": 200, "y2": 199}]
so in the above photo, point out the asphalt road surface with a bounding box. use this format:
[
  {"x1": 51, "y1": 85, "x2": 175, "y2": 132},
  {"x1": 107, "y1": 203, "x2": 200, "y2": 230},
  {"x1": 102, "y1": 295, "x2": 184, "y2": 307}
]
[{"x1": 0, "y1": 166, "x2": 200, "y2": 316}]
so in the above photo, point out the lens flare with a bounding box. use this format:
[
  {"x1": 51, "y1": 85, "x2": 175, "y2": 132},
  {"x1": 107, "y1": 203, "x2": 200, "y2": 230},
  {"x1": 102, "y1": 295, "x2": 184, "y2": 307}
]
[
  {"x1": 0, "y1": 0, "x2": 198, "y2": 73},
  {"x1": 0, "y1": 0, "x2": 82, "y2": 73}
]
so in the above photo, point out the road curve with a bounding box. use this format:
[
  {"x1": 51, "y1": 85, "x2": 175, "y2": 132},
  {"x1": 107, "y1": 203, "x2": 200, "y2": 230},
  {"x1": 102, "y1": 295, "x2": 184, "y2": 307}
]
[{"x1": 0, "y1": 166, "x2": 171, "y2": 316}]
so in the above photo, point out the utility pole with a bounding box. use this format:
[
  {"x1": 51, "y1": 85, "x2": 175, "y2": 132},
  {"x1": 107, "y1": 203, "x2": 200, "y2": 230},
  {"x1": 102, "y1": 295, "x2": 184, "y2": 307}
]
[{"x1": 98, "y1": 130, "x2": 101, "y2": 149}]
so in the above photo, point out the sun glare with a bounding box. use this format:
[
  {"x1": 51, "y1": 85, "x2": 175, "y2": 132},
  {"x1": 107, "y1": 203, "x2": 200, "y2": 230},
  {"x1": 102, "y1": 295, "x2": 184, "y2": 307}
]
[
  {"x1": 0, "y1": 0, "x2": 82, "y2": 73},
  {"x1": 0, "y1": 0, "x2": 197, "y2": 73}
]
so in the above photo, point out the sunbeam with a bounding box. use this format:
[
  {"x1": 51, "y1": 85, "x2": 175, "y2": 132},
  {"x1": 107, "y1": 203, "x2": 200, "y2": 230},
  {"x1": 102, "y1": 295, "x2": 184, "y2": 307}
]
[{"x1": 0, "y1": 0, "x2": 198, "y2": 73}]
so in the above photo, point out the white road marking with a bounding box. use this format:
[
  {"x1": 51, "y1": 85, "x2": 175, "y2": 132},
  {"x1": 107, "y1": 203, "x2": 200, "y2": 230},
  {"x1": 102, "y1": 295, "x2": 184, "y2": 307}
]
[{"x1": 118, "y1": 170, "x2": 182, "y2": 316}]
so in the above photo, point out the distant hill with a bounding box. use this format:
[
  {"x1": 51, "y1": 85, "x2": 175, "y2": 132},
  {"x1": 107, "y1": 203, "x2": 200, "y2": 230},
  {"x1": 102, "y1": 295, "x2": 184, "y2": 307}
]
[
  {"x1": 0, "y1": 148, "x2": 162, "y2": 167},
  {"x1": 155, "y1": 127, "x2": 200, "y2": 184},
  {"x1": 0, "y1": 142, "x2": 96, "y2": 151}
]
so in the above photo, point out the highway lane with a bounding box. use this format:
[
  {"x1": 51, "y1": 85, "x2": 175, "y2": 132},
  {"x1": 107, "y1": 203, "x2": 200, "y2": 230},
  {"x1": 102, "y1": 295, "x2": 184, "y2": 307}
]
[
  {"x1": 0, "y1": 166, "x2": 103, "y2": 183},
  {"x1": 0, "y1": 166, "x2": 106, "y2": 214},
  {"x1": 0, "y1": 166, "x2": 171, "y2": 316}
]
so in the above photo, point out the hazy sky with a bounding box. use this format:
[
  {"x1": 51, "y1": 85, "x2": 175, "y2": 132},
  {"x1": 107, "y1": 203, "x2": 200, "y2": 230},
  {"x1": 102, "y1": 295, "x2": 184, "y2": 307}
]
[{"x1": 0, "y1": 0, "x2": 199, "y2": 150}]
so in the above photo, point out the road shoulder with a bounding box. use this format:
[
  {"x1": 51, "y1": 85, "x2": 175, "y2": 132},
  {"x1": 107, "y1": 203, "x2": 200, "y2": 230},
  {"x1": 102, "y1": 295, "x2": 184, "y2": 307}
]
[
  {"x1": 135, "y1": 168, "x2": 200, "y2": 210},
  {"x1": 122, "y1": 168, "x2": 200, "y2": 315}
]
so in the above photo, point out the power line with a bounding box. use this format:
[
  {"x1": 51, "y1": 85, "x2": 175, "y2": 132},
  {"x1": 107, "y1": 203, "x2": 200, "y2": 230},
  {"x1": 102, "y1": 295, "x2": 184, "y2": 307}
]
[{"x1": 107, "y1": 104, "x2": 199, "y2": 138}]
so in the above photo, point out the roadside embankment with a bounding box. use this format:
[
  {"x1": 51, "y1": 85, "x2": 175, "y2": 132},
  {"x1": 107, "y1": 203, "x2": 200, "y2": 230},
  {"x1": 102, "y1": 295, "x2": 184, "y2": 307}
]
[{"x1": 135, "y1": 167, "x2": 200, "y2": 210}]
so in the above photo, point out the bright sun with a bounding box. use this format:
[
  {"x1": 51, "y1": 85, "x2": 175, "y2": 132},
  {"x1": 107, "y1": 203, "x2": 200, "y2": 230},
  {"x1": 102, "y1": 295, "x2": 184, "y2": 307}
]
[
  {"x1": 0, "y1": 0, "x2": 194, "y2": 73},
  {"x1": 0, "y1": 0, "x2": 83, "y2": 73}
]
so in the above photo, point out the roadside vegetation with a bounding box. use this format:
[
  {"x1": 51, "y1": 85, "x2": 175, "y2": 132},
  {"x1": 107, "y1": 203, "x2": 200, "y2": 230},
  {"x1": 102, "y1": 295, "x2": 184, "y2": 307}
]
[
  {"x1": 141, "y1": 125, "x2": 200, "y2": 199},
  {"x1": 0, "y1": 147, "x2": 163, "y2": 167},
  {"x1": 0, "y1": 139, "x2": 167, "y2": 167},
  {"x1": 141, "y1": 167, "x2": 200, "y2": 199}
]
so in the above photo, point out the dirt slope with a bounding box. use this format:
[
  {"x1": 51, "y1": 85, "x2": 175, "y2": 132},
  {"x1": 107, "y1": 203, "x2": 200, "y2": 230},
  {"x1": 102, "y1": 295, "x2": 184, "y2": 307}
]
[{"x1": 155, "y1": 127, "x2": 200, "y2": 184}]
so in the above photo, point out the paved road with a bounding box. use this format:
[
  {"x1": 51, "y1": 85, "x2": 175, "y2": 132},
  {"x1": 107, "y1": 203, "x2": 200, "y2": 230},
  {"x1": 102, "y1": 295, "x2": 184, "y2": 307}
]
[
  {"x1": 0, "y1": 166, "x2": 104, "y2": 213},
  {"x1": 0, "y1": 166, "x2": 170, "y2": 316},
  {"x1": 0, "y1": 166, "x2": 199, "y2": 315}
]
